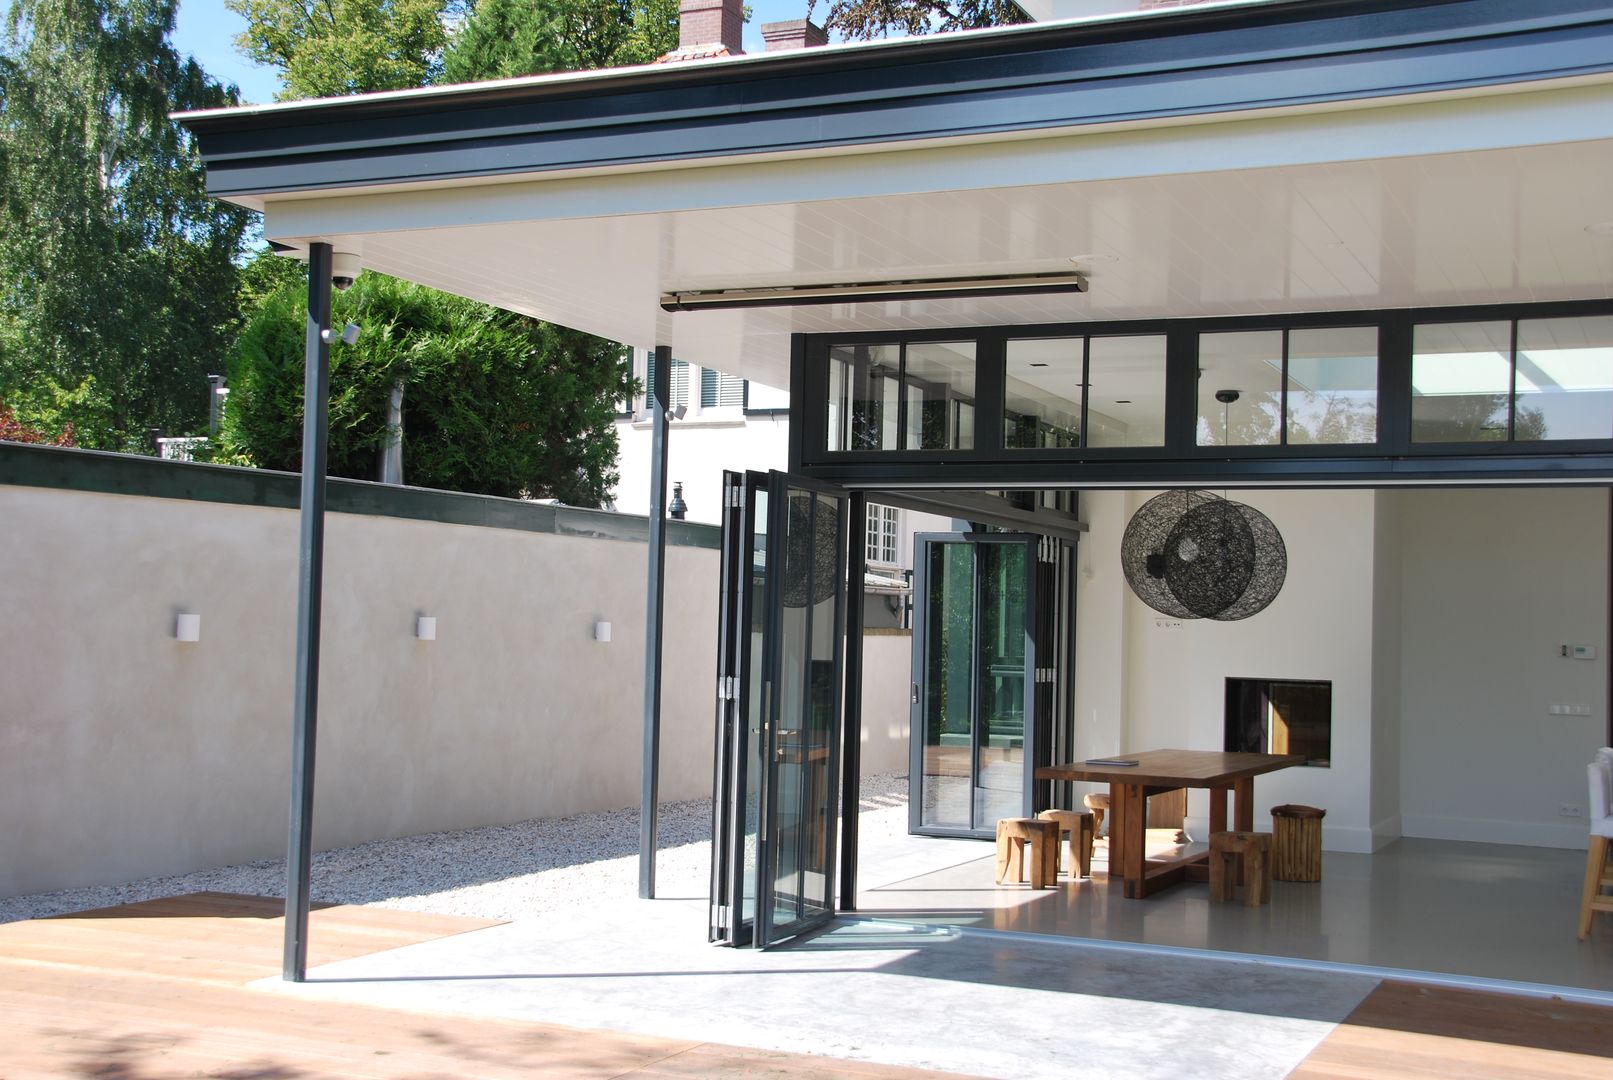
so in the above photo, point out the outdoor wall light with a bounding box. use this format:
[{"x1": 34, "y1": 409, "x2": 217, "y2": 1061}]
[
  {"x1": 175, "y1": 613, "x2": 201, "y2": 643},
  {"x1": 320, "y1": 322, "x2": 361, "y2": 345},
  {"x1": 659, "y1": 271, "x2": 1086, "y2": 311},
  {"x1": 415, "y1": 616, "x2": 437, "y2": 641},
  {"x1": 594, "y1": 620, "x2": 612, "y2": 643}
]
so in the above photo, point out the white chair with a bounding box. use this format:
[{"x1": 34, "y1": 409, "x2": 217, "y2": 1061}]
[{"x1": 1579, "y1": 749, "x2": 1613, "y2": 940}]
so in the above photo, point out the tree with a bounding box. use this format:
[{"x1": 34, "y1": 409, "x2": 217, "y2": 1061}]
[
  {"x1": 810, "y1": 0, "x2": 1027, "y2": 42},
  {"x1": 221, "y1": 271, "x2": 632, "y2": 504},
  {"x1": 227, "y1": 0, "x2": 463, "y2": 100},
  {"x1": 0, "y1": 402, "x2": 76, "y2": 445},
  {"x1": 441, "y1": 0, "x2": 679, "y2": 81},
  {"x1": 0, "y1": 0, "x2": 254, "y2": 450}
]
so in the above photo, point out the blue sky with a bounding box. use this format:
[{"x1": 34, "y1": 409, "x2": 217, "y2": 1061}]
[{"x1": 173, "y1": 0, "x2": 833, "y2": 105}]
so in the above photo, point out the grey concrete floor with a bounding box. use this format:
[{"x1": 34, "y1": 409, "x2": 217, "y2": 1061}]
[{"x1": 857, "y1": 828, "x2": 1613, "y2": 996}]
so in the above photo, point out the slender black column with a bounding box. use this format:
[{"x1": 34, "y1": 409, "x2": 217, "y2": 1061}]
[
  {"x1": 639, "y1": 345, "x2": 672, "y2": 899},
  {"x1": 839, "y1": 491, "x2": 867, "y2": 911},
  {"x1": 284, "y1": 243, "x2": 332, "y2": 982}
]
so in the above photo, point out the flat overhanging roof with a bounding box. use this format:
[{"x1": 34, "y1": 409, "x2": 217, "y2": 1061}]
[{"x1": 179, "y1": 0, "x2": 1613, "y2": 387}]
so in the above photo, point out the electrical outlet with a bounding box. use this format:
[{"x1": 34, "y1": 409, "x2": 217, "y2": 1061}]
[{"x1": 1560, "y1": 803, "x2": 1585, "y2": 819}]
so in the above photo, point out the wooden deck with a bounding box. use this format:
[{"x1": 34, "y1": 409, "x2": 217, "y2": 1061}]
[
  {"x1": 0, "y1": 893, "x2": 979, "y2": 1079},
  {"x1": 2, "y1": 892, "x2": 1610, "y2": 1079}
]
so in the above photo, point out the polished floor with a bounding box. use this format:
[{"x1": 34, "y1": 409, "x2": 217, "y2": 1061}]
[{"x1": 854, "y1": 827, "x2": 1613, "y2": 995}]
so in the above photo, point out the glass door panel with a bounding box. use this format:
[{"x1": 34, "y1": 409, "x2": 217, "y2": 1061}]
[
  {"x1": 909, "y1": 534, "x2": 1037, "y2": 838},
  {"x1": 975, "y1": 542, "x2": 1030, "y2": 826},
  {"x1": 759, "y1": 482, "x2": 846, "y2": 945},
  {"x1": 713, "y1": 471, "x2": 847, "y2": 948}
]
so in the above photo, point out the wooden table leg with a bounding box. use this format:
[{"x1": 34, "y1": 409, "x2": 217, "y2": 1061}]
[
  {"x1": 1233, "y1": 777, "x2": 1255, "y2": 831},
  {"x1": 1120, "y1": 783, "x2": 1147, "y2": 899},
  {"x1": 1209, "y1": 784, "x2": 1228, "y2": 838},
  {"x1": 1106, "y1": 781, "x2": 1126, "y2": 872}
]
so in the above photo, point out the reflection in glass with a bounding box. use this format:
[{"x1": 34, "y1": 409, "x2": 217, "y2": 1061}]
[
  {"x1": 1004, "y1": 339, "x2": 1081, "y2": 449},
  {"x1": 920, "y1": 541, "x2": 974, "y2": 830},
  {"x1": 1088, "y1": 335, "x2": 1168, "y2": 448},
  {"x1": 974, "y1": 543, "x2": 1027, "y2": 826},
  {"x1": 770, "y1": 490, "x2": 839, "y2": 933},
  {"x1": 1412, "y1": 321, "x2": 1512, "y2": 442},
  {"x1": 1515, "y1": 316, "x2": 1613, "y2": 441},
  {"x1": 1286, "y1": 326, "x2": 1378, "y2": 445},
  {"x1": 1198, "y1": 331, "x2": 1283, "y2": 446},
  {"x1": 827, "y1": 344, "x2": 900, "y2": 451},
  {"x1": 905, "y1": 342, "x2": 977, "y2": 450}
]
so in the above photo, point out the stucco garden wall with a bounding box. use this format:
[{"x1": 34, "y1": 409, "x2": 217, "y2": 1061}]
[{"x1": 0, "y1": 451, "x2": 901, "y2": 899}]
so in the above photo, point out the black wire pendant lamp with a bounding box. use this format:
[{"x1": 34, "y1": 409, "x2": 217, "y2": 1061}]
[
  {"x1": 782, "y1": 490, "x2": 840, "y2": 608},
  {"x1": 1120, "y1": 491, "x2": 1287, "y2": 621}
]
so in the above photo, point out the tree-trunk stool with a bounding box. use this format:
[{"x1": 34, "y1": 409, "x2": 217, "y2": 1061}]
[
  {"x1": 995, "y1": 817, "x2": 1060, "y2": 889},
  {"x1": 1037, "y1": 808, "x2": 1095, "y2": 878},
  {"x1": 1271, "y1": 804, "x2": 1326, "y2": 882},
  {"x1": 1083, "y1": 792, "x2": 1110, "y2": 838},
  {"x1": 1209, "y1": 830, "x2": 1272, "y2": 906}
]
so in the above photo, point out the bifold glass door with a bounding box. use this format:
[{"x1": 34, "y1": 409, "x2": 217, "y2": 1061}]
[
  {"x1": 909, "y1": 533, "x2": 1037, "y2": 838},
  {"x1": 711, "y1": 470, "x2": 848, "y2": 947}
]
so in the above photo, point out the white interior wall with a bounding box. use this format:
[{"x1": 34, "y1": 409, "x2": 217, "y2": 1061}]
[
  {"x1": 1396, "y1": 487, "x2": 1609, "y2": 849},
  {"x1": 1368, "y1": 490, "x2": 1404, "y2": 848},
  {"x1": 1077, "y1": 489, "x2": 1381, "y2": 852}
]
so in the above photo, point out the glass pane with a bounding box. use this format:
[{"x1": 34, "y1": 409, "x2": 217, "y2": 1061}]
[
  {"x1": 921, "y1": 541, "x2": 974, "y2": 830},
  {"x1": 1198, "y1": 331, "x2": 1283, "y2": 446},
  {"x1": 769, "y1": 489, "x2": 839, "y2": 934},
  {"x1": 1412, "y1": 321, "x2": 1511, "y2": 442},
  {"x1": 827, "y1": 344, "x2": 900, "y2": 451},
  {"x1": 1515, "y1": 316, "x2": 1613, "y2": 441},
  {"x1": 1286, "y1": 326, "x2": 1379, "y2": 445},
  {"x1": 1088, "y1": 335, "x2": 1167, "y2": 447},
  {"x1": 1004, "y1": 338, "x2": 1082, "y2": 449},
  {"x1": 741, "y1": 488, "x2": 768, "y2": 928},
  {"x1": 975, "y1": 543, "x2": 1028, "y2": 827},
  {"x1": 904, "y1": 342, "x2": 976, "y2": 450}
]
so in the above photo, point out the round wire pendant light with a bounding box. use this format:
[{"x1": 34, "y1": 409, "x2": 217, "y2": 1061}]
[
  {"x1": 781, "y1": 490, "x2": 841, "y2": 608},
  {"x1": 1120, "y1": 491, "x2": 1286, "y2": 621}
]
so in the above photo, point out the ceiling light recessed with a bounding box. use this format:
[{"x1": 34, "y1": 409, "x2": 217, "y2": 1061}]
[
  {"x1": 1068, "y1": 253, "x2": 1120, "y2": 264},
  {"x1": 1588, "y1": 221, "x2": 1613, "y2": 235},
  {"x1": 1029, "y1": 362, "x2": 1049, "y2": 368},
  {"x1": 1114, "y1": 399, "x2": 1132, "y2": 404}
]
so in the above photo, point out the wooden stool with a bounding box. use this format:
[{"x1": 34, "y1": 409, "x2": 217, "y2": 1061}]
[
  {"x1": 1083, "y1": 793, "x2": 1110, "y2": 837},
  {"x1": 1037, "y1": 809, "x2": 1095, "y2": 878},
  {"x1": 1271, "y1": 804, "x2": 1326, "y2": 882},
  {"x1": 1210, "y1": 831, "x2": 1272, "y2": 906},
  {"x1": 995, "y1": 817, "x2": 1059, "y2": 889},
  {"x1": 1580, "y1": 835, "x2": 1613, "y2": 939}
]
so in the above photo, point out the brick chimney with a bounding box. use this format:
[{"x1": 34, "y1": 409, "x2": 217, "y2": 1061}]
[
  {"x1": 760, "y1": 19, "x2": 828, "y2": 52},
  {"x1": 677, "y1": 0, "x2": 745, "y2": 55}
]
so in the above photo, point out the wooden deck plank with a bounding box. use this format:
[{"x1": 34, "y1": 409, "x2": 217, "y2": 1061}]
[
  {"x1": 1287, "y1": 980, "x2": 1613, "y2": 1080},
  {"x1": 0, "y1": 892, "x2": 981, "y2": 1080}
]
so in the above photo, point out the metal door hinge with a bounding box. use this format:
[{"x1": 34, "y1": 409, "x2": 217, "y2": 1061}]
[
  {"x1": 727, "y1": 486, "x2": 746, "y2": 509},
  {"x1": 911, "y1": 683, "x2": 919, "y2": 704},
  {"x1": 718, "y1": 674, "x2": 738, "y2": 701}
]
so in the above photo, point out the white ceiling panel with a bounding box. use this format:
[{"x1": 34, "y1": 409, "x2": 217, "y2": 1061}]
[{"x1": 346, "y1": 138, "x2": 1613, "y2": 388}]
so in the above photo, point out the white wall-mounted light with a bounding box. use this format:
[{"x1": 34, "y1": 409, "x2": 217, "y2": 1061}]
[
  {"x1": 416, "y1": 616, "x2": 437, "y2": 641},
  {"x1": 175, "y1": 613, "x2": 201, "y2": 643},
  {"x1": 594, "y1": 620, "x2": 612, "y2": 643}
]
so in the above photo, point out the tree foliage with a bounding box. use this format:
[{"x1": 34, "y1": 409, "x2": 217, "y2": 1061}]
[
  {"x1": 227, "y1": 0, "x2": 463, "y2": 99},
  {"x1": 0, "y1": 402, "x2": 76, "y2": 445},
  {"x1": 810, "y1": 0, "x2": 1027, "y2": 42},
  {"x1": 441, "y1": 0, "x2": 679, "y2": 81},
  {"x1": 221, "y1": 271, "x2": 632, "y2": 504},
  {"x1": 0, "y1": 0, "x2": 254, "y2": 449}
]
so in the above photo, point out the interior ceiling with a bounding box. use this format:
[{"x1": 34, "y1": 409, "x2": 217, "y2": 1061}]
[{"x1": 347, "y1": 138, "x2": 1613, "y2": 390}]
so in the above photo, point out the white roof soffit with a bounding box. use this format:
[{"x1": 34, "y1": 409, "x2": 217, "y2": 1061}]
[{"x1": 179, "y1": 2, "x2": 1613, "y2": 388}]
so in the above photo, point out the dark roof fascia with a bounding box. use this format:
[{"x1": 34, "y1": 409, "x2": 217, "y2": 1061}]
[{"x1": 182, "y1": 0, "x2": 1613, "y2": 201}]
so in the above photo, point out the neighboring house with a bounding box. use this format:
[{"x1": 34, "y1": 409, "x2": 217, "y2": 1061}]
[{"x1": 181, "y1": 0, "x2": 1613, "y2": 985}]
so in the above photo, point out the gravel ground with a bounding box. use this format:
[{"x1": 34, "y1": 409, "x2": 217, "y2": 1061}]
[{"x1": 0, "y1": 773, "x2": 912, "y2": 925}]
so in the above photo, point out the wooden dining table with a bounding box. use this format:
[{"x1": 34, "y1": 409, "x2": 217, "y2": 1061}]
[{"x1": 1035, "y1": 749, "x2": 1304, "y2": 899}]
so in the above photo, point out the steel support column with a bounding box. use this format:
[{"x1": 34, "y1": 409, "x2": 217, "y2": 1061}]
[
  {"x1": 839, "y1": 491, "x2": 868, "y2": 911},
  {"x1": 639, "y1": 345, "x2": 672, "y2": 899},
  {"x1": 283, "y1": 243, "x2": 332, "y2": 982}
]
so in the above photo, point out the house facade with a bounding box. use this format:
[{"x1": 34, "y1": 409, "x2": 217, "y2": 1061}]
[{"x1": 180, "y1": 0, "x2": 1613, "y2": 987}]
